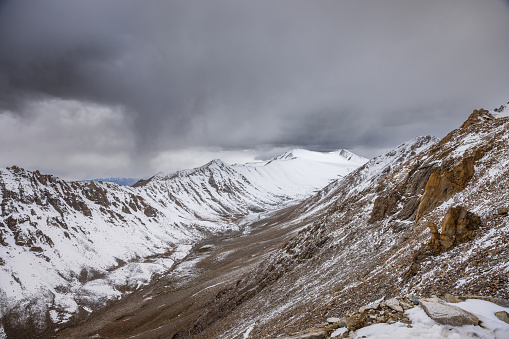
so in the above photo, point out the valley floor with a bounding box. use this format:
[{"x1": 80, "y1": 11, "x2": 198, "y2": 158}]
[{"x1": 56, "y1": 204, "x2": 309, "y2": 338}]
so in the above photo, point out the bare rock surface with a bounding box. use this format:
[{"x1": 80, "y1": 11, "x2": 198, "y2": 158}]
[
  {"x1": 495, "y1": 311, "x2": 509, "y2": 324},
  {"x1": 326, "y1": 317, "x2": 340, "y2": 324},
  {"x1": 419, "y1": 298, "x2": 479, "y2": 326},
  {"x1": 428, "y1": 206, "x2": 482, "y2": 252},
  {"x1": 386, "y1": 298, "x2": 403, "y2": 313}
]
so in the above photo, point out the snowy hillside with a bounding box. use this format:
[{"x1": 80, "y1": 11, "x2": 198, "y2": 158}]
[
  {"x1": 166, "y1": 106, "x2": 509, "y2": 338},
  {"x1": 234, "y1": 149, "x2": 367, "y2": 200},
  {"x1": 0, "y1": 149, "x2": 366, "y2": 337}
]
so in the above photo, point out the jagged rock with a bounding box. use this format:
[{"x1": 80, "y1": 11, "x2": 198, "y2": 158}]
[
  {"x1": 337, "y1": 318, "x2": 347, "y2": 328},
  {"x1": 498, "y1": 207, "x2": 508, "y2": 215},
  {"x1": 386, "y1": 298, "x2": 403, "y2": 313},
  {"x1": 428, "y1": 206, "x2": 481, "y2": 252},
  {"x1": 144, "y1": 206, "x2": 158, "y2": 218},
  {"x1": 83, "y1": 181, "x2": 110, "y2": 207},
  {"x1": 366, "y1": 300, "x2": 382, "y2": 310},
  {"x1": 427, "y1": 221, "x2": 441, "y2": 250},
  {"x1": 495, "y1": 311, "x2": 509, "y2": 324},
  {"x1": 419, "y1": 298, "x2": 479, "y2": 326},
  {"x1": 416, "y1": 155, "x2": 476, "y2": 222},
  {"x1": 461, "y1": 109, "x2": 494, "y2": 129}
]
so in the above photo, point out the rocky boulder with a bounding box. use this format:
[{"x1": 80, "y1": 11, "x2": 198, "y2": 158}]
[
  {"x1": 428, "y1": 206, "x2": 481, "y2": 252},
  {"x1": 419, "y1": 298, "x2": 479, "y2": 326},
  {"x1": 495, "y1": 311, "x2": 509, "y2": 324},
  {"x1": 385, "y1": 298, "x2": 403, "y2": 313}
]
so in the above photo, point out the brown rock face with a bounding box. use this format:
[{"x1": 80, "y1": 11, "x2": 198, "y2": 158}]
[
  {"x1": 416, "y1": 156, "x2": 475, "y2": 222},
  {"x1": 460, "y1": 109, "x2": 494, "y2": 129},
  {"x1": 369, "y1": 192, "x2": 401, "y2": 223},
  {"x1": 428, "y1": 206, "x2": 481, "y2": 252}
]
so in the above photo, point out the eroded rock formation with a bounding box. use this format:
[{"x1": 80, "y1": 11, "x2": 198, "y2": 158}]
[{"x1": 428, "y1": 206, "x2": 481, "y2": 252}]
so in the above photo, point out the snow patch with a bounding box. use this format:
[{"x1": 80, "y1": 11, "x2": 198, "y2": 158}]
[{"x1": 352, "y1": 299, "x2": 509, "y2": 339}]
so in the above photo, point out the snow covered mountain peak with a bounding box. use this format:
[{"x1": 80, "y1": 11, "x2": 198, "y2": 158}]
[
  {"x1": 491, "y1": 102, "x2": 509, "y2": 118},
  {"x1": 268, "y1": 148, "x2": 367, "y2": 165},
  {"x1": 150, "y1": 158, "x2": 230, "y2": 182}
]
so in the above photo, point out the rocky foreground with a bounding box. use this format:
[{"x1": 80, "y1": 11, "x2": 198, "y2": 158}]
[{"x1": 277, "y1": 295, "x2": 509, "y2": 338}]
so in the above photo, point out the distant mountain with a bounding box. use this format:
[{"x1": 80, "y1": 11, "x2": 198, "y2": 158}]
[
  {"x1": 0, "y1": 148, "x2": 366, "y2": 337},
  {"x1": 78, "y1": 177, "x2": 141, "y2": 186}
]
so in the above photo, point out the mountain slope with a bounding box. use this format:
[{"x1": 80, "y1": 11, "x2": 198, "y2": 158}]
[
  {"x1": 234, "y1": 149, "x2": 366, "y2": 201},
  {"x1": 0, "y1": 149, "x2": 366, "y2": 337},
  {"x1": 170, "y1": 107, "x2": 509, "y2": 338}
]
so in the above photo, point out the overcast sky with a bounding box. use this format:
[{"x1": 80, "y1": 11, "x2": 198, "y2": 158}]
[{"x1": 1, "y1": 0, "x2": 509, "y2": 180}]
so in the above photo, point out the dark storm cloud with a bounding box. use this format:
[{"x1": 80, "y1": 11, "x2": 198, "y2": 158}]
[{"x1": 1, "y1": 0, "x2": 509, "y2": 177}]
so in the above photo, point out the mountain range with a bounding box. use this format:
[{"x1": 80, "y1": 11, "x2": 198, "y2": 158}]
[
  {"x1": 0, "y1": 147, "x2": 366, "y2": 337},
  {"x1": 1, "y1": 103, "x2": 509, "y2": 338}
]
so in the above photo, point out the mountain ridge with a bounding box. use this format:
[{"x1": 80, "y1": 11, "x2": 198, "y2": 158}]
[
  {"x1": 173, "y1": 106, "x2": 509, "y2": 338},
  {"x1": 0, "y1": 148, "x2": 366, "y2": 337},
  {"x1": 2, "y1": 103, "x2": 509, "y2": 338}
]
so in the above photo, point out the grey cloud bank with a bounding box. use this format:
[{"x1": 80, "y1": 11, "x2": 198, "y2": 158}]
[{"x1": 1, "y1": 0, "x2": 509, "y2": 179}]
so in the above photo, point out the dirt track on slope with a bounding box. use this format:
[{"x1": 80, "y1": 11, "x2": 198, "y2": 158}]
[{"x1": 56, "y1": 204, "x2": 312, "y2": 339}]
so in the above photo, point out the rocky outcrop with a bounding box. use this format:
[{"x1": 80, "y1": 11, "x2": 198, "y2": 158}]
[
  {"x1": 82, "y1": 181, "x2": 110, "y2": 207},
  {"x1": 416, "y1": 157, "x2": 475, "y2": 222},
  {"x1": 419, "y1": 298, "x2": 479, "y2": 326},
  {"x1": 428, "y1": 206, "x2": 481, "y2": 252},
  {"x1": 460, "y1": 109, "x2": 494, "y2": 129},
  {"x1": 281, "y1": 295, "x2": 502, "y2": 338},
  {"x1": 414, "y1": 109, "x2": 497, "y2": 223},
  {"x1": 368, "y1": 192, "x2": 401, "y2": 223},
  {"x1": 342, "y1": 297, "x2": 413, "y2": 331}
]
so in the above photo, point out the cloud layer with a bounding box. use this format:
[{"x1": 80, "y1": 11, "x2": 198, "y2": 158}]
[{"x1": 1, "y1": 1, "x2": 509, "y2": 179}]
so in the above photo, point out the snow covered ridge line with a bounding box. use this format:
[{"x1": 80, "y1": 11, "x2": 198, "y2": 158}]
[{"x1": 0, "y1": 149, "x2": 366, "y2": 337}]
